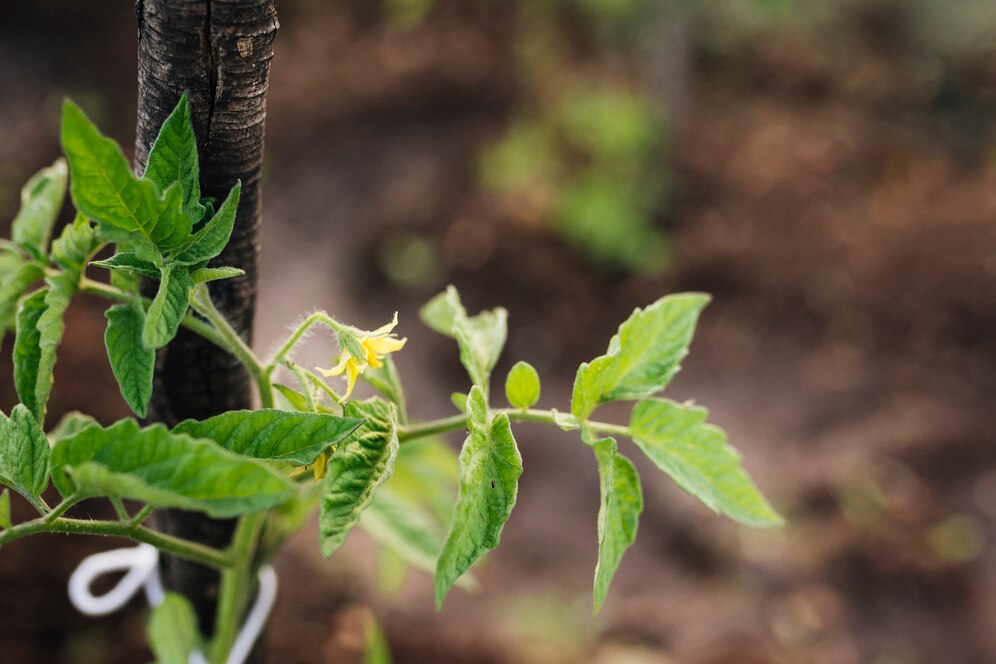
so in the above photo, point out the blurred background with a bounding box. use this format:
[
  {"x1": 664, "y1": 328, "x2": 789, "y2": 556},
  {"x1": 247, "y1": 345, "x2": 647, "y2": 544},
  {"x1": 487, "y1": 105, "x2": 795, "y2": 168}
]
[{"x1": 2, "y1": 0, "x2": 996, "y2": 662}]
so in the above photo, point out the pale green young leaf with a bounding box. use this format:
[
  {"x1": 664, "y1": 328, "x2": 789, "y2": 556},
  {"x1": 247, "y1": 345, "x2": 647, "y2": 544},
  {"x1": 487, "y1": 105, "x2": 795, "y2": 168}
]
[
  {"x1": 435, "y1": 388, "x2": 522, "y2": 608},
  {"x1": 361, "y1": 488, "x2": 446, "y2": 579},
  {"x1": 105, "y1": 302, "x2": 155, "y2": 418},
  {"x1": 629, "y1": 399, "x2": 782, "y2": 526},
  {"x1": 50, "y1": 419, "x2": 294, "y2": 517},
  {"x1": 0, "y1": 405, "x2": 51, "y2": 503},
  {"x1": 47, "y1": 411, "x2": 98, "y2": 444},
  {"x1": 172, "y1": 181, "x2": 240, "y2": 265},
  {"x1": 0, "y1": 490, "x2": 9, "y2": 530},
  {"x1": 143, "y1": 93, "x2": 204, "y2": 220},
  {"x1": 173, "y1": 409, "x2": 364, "y2": 466},
  {"x1": 190, "y1": 266, "x2": 244, "y2": 284},
  {"x1": 320, "y1": 399, "x2": 400, "y2": 557},
  {"x1": 50, "y1": 215, "x2": 102, "y2": 272},
  {"x1": 0, "y1": 262, "x2": 43, "y2": 332},
  {"x1": 450, "y1": 392, "x2": 467, "y2": 412},
  {"x1": 31, "y1": 271, "x2": 79, "y2": 426},
  {"x1": 13, "y1": 289, "x2": 46, "y2": 420},
  {"x1": 91, "y1": 252, "x2": 160, "y2": 278},
  {"x1": 571, "y1": 293, "x2": 710, "y2": 419},
  {"x1": 590, "y1": 436, "x2": 642, "y2": 615},
  {"x1": 11, "y1": 158, "x2": 68, "y2": 256},
  {"x1": 142, "y1": 265, "x2": 193, "y2": 349},
  {"x1": 421, "y1": 286, "x2": 508, "y2": 388},
  {"x1": 61, "y1": 102, "x2": 179, "y2": 254},
  {"x1": 389, "y1": 437, "x2": 460, "y2": 525},
  {"x1": 505, "y1": 361, "x2": 540, "y2": 409},
  {"x1": 147, "y1": 592, "x2": 200, "y2": 664},
  {"x1": 273, "y1": 383, "x2": 312, "y2": 412}
]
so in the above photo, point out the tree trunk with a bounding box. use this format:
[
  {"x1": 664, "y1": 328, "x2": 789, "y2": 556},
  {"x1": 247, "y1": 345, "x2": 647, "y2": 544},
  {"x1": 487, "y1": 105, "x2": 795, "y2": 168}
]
[{"x1": 134, "y1": 0, "x2": 278, "y2": 634}]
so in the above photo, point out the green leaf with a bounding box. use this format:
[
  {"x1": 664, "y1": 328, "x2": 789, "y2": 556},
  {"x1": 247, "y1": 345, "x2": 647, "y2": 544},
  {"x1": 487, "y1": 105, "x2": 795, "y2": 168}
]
[
  {"x1": 274, "y1": 383, "x2": 311, "y2": 412},
  {"x1": 51, "y1": 215, "x2": 102, "y2": 272},
  {"x1": 147, "y1": 593, "x2": 200, "y2": 664},
  {"x1": 0, "y1": 262, "x2": 43, "y2": 332},
  {"x1": 361, "y1": 488, "x2": 446, "y2": 579},
  {"x1": 51, "y1": 419, "x2": 294, "y2": 517},
  {"x1": 143, "y1": 93, "x2": 204, "y2": 220},
  {"x1": 61, "y1": 101, "x2": 191, "y2": 255},
  {"x1": 32, "y1": 271, "x2": 77, "y2": 426},
  {"x1": 91, "y1": 252, "x2": 160, "y2": 278},
  {"x1": 0, "y1": 405, "x2": 51, "y2": 504},
  {"x1": 11, "y1": 158, "x2": 68, "y2": 256},
  {"x1": 420, "y1": 286, "x2": 507, "y2": 388},
  {"x1": 47, "y1": 411, "x2": 98, "y2": 443},
  {"x1": 105, "y1": 302, "x2": 155, "y2": 418},
  {"x1": 450, "y1": 392, "x2": 467, "y2": 412},
  {"x1": 629, "y1": 399, "x2": 782, "y2": 526},
  {"x1": 173, "y1": 409, "x2": 364, "y2": 466},
  {"x1": 190, "y1": 266, "x2": 244, "y2": 284},
  {"x1": 142, "y1": 265, "x2": 193, "y2": 349},
  {"x1": 435, "y1": 387, "x2": 522, "y2": 608},
  {"x1": 571, "y1": 293, "x2": 710, "y2": 420},
  {"x1": 13, "y1": 290, "x2": 47, "y2": 420},
  {"x1": 590, "y1": 436, "x2": 642, "y2": 615},
  {"x1": 0, "y1": 490, "x2": 10, "y2": 530},
  {"x1": 320, "y1": 399, "x2": 400, "y2": 557},
  {"x1": 505, "y1": 361, "x2": 540, "y2": 409},
  {"x1": 172, "y1": 181, "x2": 240, "y2": 265}
]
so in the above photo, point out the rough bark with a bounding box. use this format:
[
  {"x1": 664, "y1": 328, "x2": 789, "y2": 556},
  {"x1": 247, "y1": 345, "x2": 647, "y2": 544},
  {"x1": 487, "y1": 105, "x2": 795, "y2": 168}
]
[{"x1": 134, "y1": 0, "x2": 278, "y2": 633}]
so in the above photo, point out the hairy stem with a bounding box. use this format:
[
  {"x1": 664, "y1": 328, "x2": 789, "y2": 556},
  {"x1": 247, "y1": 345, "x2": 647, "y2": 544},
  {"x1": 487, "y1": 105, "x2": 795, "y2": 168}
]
[
  {"x1": 396, "y1": 408, "x2": 631, "y2": 442},
  {"x1": 212, "y1": 512, "x2": 265, "y2": 663}
]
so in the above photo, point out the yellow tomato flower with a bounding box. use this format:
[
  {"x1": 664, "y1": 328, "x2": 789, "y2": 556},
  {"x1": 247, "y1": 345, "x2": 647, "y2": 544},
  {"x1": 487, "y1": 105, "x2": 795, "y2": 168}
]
[{"x1": 317, "y1": 312, "x2": 407, "y2": 398}]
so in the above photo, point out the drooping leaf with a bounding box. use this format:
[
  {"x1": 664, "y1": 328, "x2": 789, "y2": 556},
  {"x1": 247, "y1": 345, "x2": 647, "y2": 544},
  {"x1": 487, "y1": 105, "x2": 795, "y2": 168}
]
[
  {"x1": 0, "y1": 262, "x2": 43, "y2": 332},
  {"x1": 589, "y1": 436, "x2": 642, "y2": 615},
  {"x1": 91, "y1": 252, "x2": 160, "y2": 278},
  {"x1": 147, "y1": 592, "x2": 200, "y2": 664},
  {"x1": 505, "y1": 361, "x2": 540, "y2": 409},
  {"x1": 0, "y1": 405, "x2": 51, "y2": 504},
  {"x1": 11, "y1": 158, "x2": 68, "y2": 256},
  {"x1": 172, "y1": 181, "x2": 240, "y2": 265},
  {"x1": 173, "y1": 409, "x2": 363, "y2": 466},
  {"x1": 32, "y1": 271, "x2": 78, "y2": 426},
  {"x1": 61, "y1": 101, "x2": 191, "y2": 256},
  {"x1": 420, "y1": 286, "x2": 507, "y2": 388},
  {"x1": 0, "y1": 489, "x2": 10, "y2": 530},
  {"x1": 629, "y1": 399, "x2": 782, "y2": 526},
  {"x1": 320, "y1": 399, "x2": 400, "y2": 557},
  {"x1": 143, "y1": 92, "x2": 204, "y2": 220},
  {"x1": 50, "y1": 419, "x2": 294, "y2": 517},
  {"x1": 105, "y1": 302, "x2": 155, "y2": 418},
  {"x1": 142, "y1": 265, "x2": 192, "y2": 349},
  {"x1": 190, "y1": 266, "x2": 244, "y2": 284},
  {"x1": 12, "y1": 290, "x2": 47, "y2": 420},
  {"x1": 571, "y1": 293, "x2": 709, "y2": 420},
  {"x1": 435, "y1": 387, "x2": 522, "y2": 608}
]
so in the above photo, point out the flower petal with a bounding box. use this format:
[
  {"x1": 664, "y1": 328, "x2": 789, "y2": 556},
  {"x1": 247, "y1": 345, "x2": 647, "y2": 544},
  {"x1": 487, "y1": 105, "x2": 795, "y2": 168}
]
[
  {"x1": 368, "y1": 311, "x2": 399, "y2": 337},
  {"x1": 364, "y1": 336, "x2": 406, "y2": 355},
  {"x1": 316, "y1": 352, "x2": 351, "y2": 377}
]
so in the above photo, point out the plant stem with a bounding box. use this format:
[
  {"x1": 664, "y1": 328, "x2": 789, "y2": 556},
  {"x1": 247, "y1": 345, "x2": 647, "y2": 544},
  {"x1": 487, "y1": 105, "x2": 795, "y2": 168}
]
[
  {"x1": 267, "y1": 311, "x2": 341, "y2": 369},
  {"x1": 0, "y1": 516, "x2": 230, "y2": 570},
  {"x1": 212, "y1": 512, "x2": 265, "y2": 664},
  {"x1": 396, "y1": 408, "x2": 631, "y2": 442},
  {"x1": 190, "y1": 285, "x2": 274, "y2": 409}
]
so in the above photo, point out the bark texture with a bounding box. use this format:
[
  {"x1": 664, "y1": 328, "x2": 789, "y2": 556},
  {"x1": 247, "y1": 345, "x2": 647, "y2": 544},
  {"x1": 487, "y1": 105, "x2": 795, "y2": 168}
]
[{"x1": 135, "y1": 0, "x2": 278, "y2": 632}]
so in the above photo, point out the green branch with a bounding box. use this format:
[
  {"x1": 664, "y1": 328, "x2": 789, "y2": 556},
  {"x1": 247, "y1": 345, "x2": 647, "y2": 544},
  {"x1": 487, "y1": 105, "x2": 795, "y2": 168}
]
[{"x1": 396, "y1": 408, "x2": 631, "y2": 442}]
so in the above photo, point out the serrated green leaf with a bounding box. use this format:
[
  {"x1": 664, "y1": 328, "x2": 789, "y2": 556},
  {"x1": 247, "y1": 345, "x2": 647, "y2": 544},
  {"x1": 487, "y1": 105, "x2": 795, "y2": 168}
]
[
  {"x1": 571, "y1": 293, "x2": 710, "y2": 420},
  {"x1": 0, "y1": 262, "x2": 43, "y2": 332},
  {"x1": 590, "y1": 436, "x2": 642, "y2": 615},
  {"x1": 421, "y1": 286, "x2": 508, "y2": 388},
  {"x1": 173, "y1": 409, "x2": 363, "y2": 466},
  {"x1": 61, "y1": 101, "x2": 192, "y2": 256},
  {"x1": 51, "y1": 419, "x2": 294, "y2": 517},
  {"x1": 143, "y1": 93, "x2": 204, "y2": 220},
  {"x1": 11, "y1": 158, "x2": 68, "y2": 256},
  {"x1": 47, "y1": 411, "x2": 98, "y2": 444},
  {"x1": 0, "y1": 490, "x2": 10, "y2": 530},
  {"x1": 189, "y1": 266, "x2": 244, "y2": 284},
  {"x1": 0, "y1": 405, "x2": 51, "y2": 504},
  {"x1": 629, "y1": 399, "x2": 782, "y2": 526},
  {"x1": 51, "y1": 215, "x2": 102, "y2": 272},
  {"x1": 91, "y1": 252, "x2": 160, "y2": 278},
  {"x1": 320, "y1": 399, "x2": 400, "y2": 557},
  {"x1": 172, "y1": 181, "x2": 240, "y2": 265},
  {"x1": 435, "y1": 388, "x2": 522, "y2": 608},
  {"x1": 105, "y1": 302, "x2": 155, "y2": 418},
  {"x1": 32, "y1": 271, "x2": 78, "y2": 426},
  {"x1": 142, "y1": 265, "x2": 192, "y2": 349},
  {"x1": 505, "y1": 361, "x2": 540, "y2": 409},
  {"x1": 148, "y1": 592, "x2": 200, "y2": 664},
  {"x1": 13, "y1": 290, "x2": 46, "y2": 420}
]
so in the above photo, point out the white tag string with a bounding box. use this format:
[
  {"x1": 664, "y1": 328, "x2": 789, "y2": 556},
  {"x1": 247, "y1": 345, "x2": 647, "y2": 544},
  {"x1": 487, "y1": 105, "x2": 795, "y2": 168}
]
[{"x1": 68, "y1": 544, "x2": 277, "y2": 664}]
